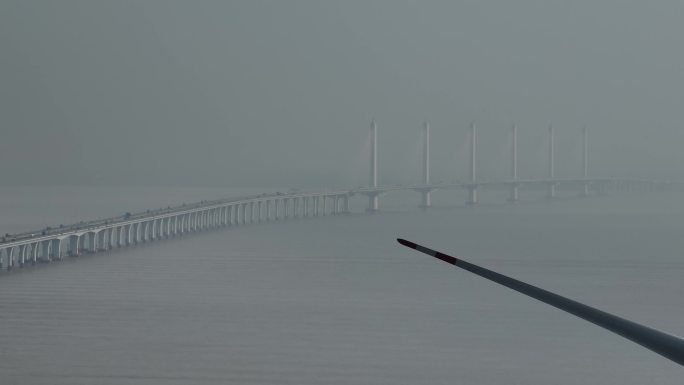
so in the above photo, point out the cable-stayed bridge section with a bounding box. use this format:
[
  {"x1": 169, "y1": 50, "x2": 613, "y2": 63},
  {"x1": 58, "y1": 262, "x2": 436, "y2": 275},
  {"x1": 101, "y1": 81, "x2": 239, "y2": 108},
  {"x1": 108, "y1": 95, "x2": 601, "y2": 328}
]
[{"x1": 1, "y1": 121, "x2": 680, "y2": 272}]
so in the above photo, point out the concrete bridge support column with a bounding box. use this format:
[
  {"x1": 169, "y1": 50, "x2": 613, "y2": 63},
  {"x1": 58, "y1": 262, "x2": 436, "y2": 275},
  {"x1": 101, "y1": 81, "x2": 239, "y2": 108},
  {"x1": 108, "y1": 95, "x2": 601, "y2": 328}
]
[
  {"x1": 110, "y1": 228, "x2": 116, "y2": 248},
  {"x1": 126, "y1": 225, "x2": 133, "y2": 245},
  {"x1": 104, "y1": 229, "x2": 111, "y2": 250},
  {"x1": 18, "y1": 244, "x2": 26, "y2": 267},
  {"x1": 89, "y1": 232, "x2": 98, "y2": 252},
  {"x1": 467, "y1": 122, "x2": 478, "y2": 206},
  {"x1": 70, "y1": 236, "x2": 78, "y2": 256},
  {"x1": 6, "y1": 247, "x2": 14, "y2": 270},
  {"x1": 26, "y1": 243, "x2": 35, "y2": 265},
  {"x1": 303, "y1": 197, "x2": 308, "y2": 217},
  {"x1": 548, "y1": 125, "x2": 556, "y2": 199},
  {"x1": 53, "y1": 239, "x2": 62, "y2": 260},
  {"x1": 143, "y1": 223, "x2": 150, "y2": 243},
  {"x1": 97, "y1": 230, "x2": 106, "y2": 251},
  {"x1": 367, "y1": 194, "x2": 379, "y2": 212},
  {"x1": 118, "y1": 227, "x2": 124, "y2": 247},
  {"x1": 368, "y1": 119, "x2": 379, "y2": 212},
  {"x1": 421, "y1": 191, "x2": 431, "y2": 208},
  {"x1": 155, "y1": 220, "x2": 161, "y2": 239},
  {"x1": 582, "y1": 126, "x2": 590, "y2": 196},
  {"x1": 128, "y1": 225, "x2": 134, "y2": 244},
  {"x1": 422, "y1": 121, "x2": 431, "y2": 208},
  {"x1": 510, "y1": 124, "x2": 519, "y2": 203},
  {"x1": 467, "y1": 186, "x2": 478, "y2": 206},
  {"x1": 43, "y1": 240, "x2": 50, "y2": 262},
  {"x1": 34, "y1": 242, "x2": 41, "y2": 263},
  {"x1": 31, "y1": 243, "x2": 38, "y2": 264},
  {"x1": 236, "y1": 205, "x2": 242, "y2": 225},
  {"x1": 109, "y1": 228, "x2": 115, "y2": 248}
]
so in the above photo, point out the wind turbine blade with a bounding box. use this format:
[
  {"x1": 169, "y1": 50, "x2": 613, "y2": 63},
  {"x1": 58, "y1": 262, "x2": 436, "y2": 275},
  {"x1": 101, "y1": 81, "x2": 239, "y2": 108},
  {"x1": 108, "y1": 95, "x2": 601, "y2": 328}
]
[{"x1": 397, "y1": 238, "x2": 684, "y2": 366}]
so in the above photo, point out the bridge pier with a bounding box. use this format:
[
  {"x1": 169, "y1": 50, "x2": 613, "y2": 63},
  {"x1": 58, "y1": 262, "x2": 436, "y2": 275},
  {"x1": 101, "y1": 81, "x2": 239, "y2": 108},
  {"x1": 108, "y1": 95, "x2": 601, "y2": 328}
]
[
  {"x1": 367, "y1": 120, "x2": 380, "y2": 212},
  {"x1": 6, "y1": 247, "x2": 14, "y2": 270},
  {"x1": 343, "y1": 195, "x2": 350, "y2": 213},
  {"x1": 468, "y1": 122, "x2": 478, "y2": 206},
  {"x1": 421, "y1": 121, "x2": 431, "y2": 208},
  {"x1": 509, "y1": 124, "x2": 519, "y2": 203},
  {"x1": 367, "y1": 193, "x2": 379, "y2": 212},
  {"x1": 547, "y1": 125, "x2": 556, "y2": 199},
  {"x1": 582, "y1": 126, "x2": 590, "y2": 197}
]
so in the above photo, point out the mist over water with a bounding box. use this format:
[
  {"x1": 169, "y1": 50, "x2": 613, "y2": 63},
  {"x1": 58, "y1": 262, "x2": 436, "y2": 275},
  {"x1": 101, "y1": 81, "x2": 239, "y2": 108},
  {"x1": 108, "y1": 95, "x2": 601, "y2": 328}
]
[
  {"x1": 1, "y1": 1, "x2": 684, "y2": 383},
  {"x1": 0, "y1": 187, "x2": 682, "y2": 384}
]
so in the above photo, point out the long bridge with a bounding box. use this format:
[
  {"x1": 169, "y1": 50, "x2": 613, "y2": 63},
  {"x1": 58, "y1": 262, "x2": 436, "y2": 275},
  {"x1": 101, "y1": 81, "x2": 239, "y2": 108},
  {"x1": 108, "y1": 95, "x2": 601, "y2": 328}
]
[{"x1": 1, "y1": 121, "x2": 679, "y2": 271}]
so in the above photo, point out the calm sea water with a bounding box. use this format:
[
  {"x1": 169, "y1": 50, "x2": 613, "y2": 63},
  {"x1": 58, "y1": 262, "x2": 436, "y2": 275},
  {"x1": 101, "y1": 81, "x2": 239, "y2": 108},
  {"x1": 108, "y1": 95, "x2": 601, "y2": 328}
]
[{"x1": 0, "y1": 186, "x2": 682, "y2": 384}]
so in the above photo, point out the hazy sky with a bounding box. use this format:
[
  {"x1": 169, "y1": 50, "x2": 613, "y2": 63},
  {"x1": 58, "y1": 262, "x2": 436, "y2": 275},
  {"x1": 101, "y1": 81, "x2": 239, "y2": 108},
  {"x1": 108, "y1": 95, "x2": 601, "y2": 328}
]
[{"x1": 2, "y1": 1, "x2": 684, "y2": 187}]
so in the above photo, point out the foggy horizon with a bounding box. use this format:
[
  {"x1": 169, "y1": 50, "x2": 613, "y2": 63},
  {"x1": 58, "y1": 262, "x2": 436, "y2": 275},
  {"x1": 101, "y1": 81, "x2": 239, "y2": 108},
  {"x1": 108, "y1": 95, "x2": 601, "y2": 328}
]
[
  {"x1": 1, "y1": 2, "x2": 683, "y2": 384},
  {"x1": 2, "y1": 1, "x2": 684, "y2": 188}
]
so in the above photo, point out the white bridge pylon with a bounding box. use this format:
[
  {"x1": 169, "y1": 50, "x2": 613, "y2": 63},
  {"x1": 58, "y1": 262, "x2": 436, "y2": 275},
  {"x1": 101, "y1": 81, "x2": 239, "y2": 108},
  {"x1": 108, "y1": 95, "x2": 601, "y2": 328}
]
[{"x1": 361, "y1": 120, "x2": 600, "y2": 211}]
